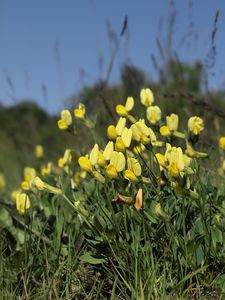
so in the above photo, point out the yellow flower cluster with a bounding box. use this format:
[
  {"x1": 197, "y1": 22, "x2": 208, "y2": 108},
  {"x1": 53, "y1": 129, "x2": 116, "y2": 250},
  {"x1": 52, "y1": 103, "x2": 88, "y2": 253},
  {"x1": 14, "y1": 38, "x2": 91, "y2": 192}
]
[
  {"x1": 12, "y1": 87, "x2": 220, "y2": 216},
  {"x1": 76, "y1": 88, "x2": 206, "y2": 188}
]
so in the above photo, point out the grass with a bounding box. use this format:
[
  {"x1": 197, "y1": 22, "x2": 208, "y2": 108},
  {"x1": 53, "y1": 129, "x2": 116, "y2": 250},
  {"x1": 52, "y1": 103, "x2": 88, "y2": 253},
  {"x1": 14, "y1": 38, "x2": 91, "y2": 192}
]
[{"x1": 1, "y1": 91, "x2": 225, "y2": 299}]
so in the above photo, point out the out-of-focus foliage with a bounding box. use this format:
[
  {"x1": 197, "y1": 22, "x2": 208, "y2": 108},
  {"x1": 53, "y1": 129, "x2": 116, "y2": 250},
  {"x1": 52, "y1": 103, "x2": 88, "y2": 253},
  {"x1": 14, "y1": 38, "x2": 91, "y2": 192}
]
[{"x1": 0, "y1": 101, "x2": 74, "y2": 188}]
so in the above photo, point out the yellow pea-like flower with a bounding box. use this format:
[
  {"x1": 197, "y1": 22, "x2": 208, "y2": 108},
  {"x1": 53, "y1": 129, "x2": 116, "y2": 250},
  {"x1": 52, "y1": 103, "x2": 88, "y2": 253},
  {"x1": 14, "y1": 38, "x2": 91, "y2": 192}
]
[
  {"x1": 58, "y1": 149, "x2": 72, "y2": 168},
  {"x1": 110, "y1": 151, "x2": 126, "y2": 172},
  {"x1": 106, "y1": 151, "x2": 126, "y2": 178},
  {"x1": 155, "y1": 153, "x2": 166, "y2": 168},
  {"x1": 74, "y1": 103, "x2": 86, "y2": 119},
  {"x1": 16, "y1": 193, "x2": 30, "y2": 215},
  {"x1": 107, "y1": 125, "x2": 117, "y2": 140},
  {"x1": 89, "y1": 144, "x2": 99, "y2": 165},
  {"x1": 168, "y1": 162, "x2": 180, "y2": 178},
  {"x1": 140, "y1": 88, "x2": 154, "y2": 107},
  {"x1": 116, "y1": 97, "x2": 134, "y2": 117},
  {"x1": 131, "y1": 120, "x2": 156, "y2": 145},
  {"x1": 32, "y1": 176, "x2": 62, "y2": 194},
  {"x1": 103, "y1": 141, "x2": 114, "y2": 161},
  {"x1": 121, "y1": 127, "x2": 132, "y2": 148},
  {"x1": 124, "y1": 169, "x2": 138, "y2": 182},
  {"x1": 78, "y1": 156, "x2": 93, "y2": 173},
  {"x1": 125, "y1": 97, "x2": 134, "y2": 111},
  {"x1": 41, "y1": 162, "x2": 52, "y2": 175},
  {"x1": 107, "y1": 118, "x2": 126, "y2": 140},
  {"x1": 24, "y1": 167, "x2": 36, "y2": 182},
  {"x1": 21, "y1": 181, "x2": 30, "y2": 191},
  {"x1": 58, "y1": 110, "x2": 72, "y2": 130},
  {"x1": 188, "y1": 116, "x2": 204, "y2": 135},
  {"x1": 78, "y1": 144, "x2": 101, "y2": 173},
  {"x1": 160, "y1": 114, "x2": 179, "y2": 137},
  {"x1": 166, "y1": 114, "x2": 179, "y2": 132},
  {"x1": 33, "y1": 176, "x2": 45, "y2": 190},
  {"x1": 35, "y1": 144, "x2": 44, "y2": 159},
  {"x1": 124, "y1": 157, "x2": 142, "y2": 182},
  {"x1": 116, "y1": 117, "x2": 126, "y2": 135},
  {"x1": 105, "y1": 165, "x2": 118, "y2": 179},
  {"x1": 127, "y1": 157, "x2": 142, "y2": 176},
  {"x1": 116, "y1": 105, "x2": 127, "y2": 117},
  {"x1": 219, "y1": 137, "x2": 225, "y2": 150},
  {"x1": 98, "y1": 151, "x2": 107, "y2": 167},
  {"x1": 160, "y1": 125, "x2": 171, "y2": 136},
  {"x1": 146, "y1": 106, "x2": 161, "y2": 124},
  {"x1": 115, "y1": 137, "x2": 126, "y2": 152},
  {"x1": 165, "y1": 145, "x2": 190, "y2": 178}
]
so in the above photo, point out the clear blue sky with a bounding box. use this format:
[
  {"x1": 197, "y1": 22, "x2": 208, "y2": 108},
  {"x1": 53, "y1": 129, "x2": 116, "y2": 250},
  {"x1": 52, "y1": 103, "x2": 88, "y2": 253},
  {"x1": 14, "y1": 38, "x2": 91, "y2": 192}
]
[{"x1": 0, "y1": 0, "x2": 225, "y2": 114}]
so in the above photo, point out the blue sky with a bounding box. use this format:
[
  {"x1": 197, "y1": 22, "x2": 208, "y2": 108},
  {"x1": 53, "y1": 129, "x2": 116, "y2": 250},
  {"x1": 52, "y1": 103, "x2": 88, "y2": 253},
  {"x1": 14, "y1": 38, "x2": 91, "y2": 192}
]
[{"x1": 0, "y1": 0, "x2": 225, "y2": 114}]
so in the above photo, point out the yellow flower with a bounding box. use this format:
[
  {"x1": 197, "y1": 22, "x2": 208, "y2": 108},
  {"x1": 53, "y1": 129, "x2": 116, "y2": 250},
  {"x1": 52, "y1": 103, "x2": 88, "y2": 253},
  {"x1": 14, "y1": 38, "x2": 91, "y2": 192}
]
[
  {"x1": 35, "y1": 144, "x2": 44, "y2": 159},
  {"x1": 74, "y1": 103, "x2": 86, "y2": 119},
  {"x1": 78, "y1": 144, "x2": 102, "y2": 173},
  {"x1": 24, "y1": 167, "x2": 36, "y2": 182},
  {"x1": 160, "y1": 114, "x2": 179, "y2": 137},
  {"x1": 121, "y1": 127, "x2": 132, "y2": 148},
  {"x1": 131, "y1": 120, "x2": 156, "y2": 145},
  {"x1": 107, "y1": 125, "x2": 117, "y2": 140},
  {"x1": 103, "y1": 141, "x2": 114, "y2": 161},
  {"x1": 188, "y1": 116, "x2": 204, "y2": 135},
  {"x1": 41, "y1": 163, "x2": 52, "y2": 175},
  {"x1": 107, "y1": 118, "x2": 126, "y2": 140},
  {"x1": 98, "y1": 151, "x2": 107, "y2": 167},
  {"x1": 0, "y1": 174, "x2": 6, "y2": 190},
  {"x1": 160, "y1": 126, "x2": 170, "y2": 136},
  {"x1": 32, "y1": 176, "x2": 62, "y2": 194},
  {"x1": 219, "y1": 137, "x2": 225, "y2": 150},
  {"x1": 165, "y1": 144, "x2": 190, "y2": 177},
  {"x1": 116, "y1": 97, "x2": 134, "y2": 117},
  {"x1": 58, "y1": 149, "x2": 72, "y2": 173},
  {"x1": 146, "y1": 106, "x2": 161, "y2": 124},
  {"x1": 116, "y1": 117, "x2": 126, "y2": 135},
  {"x1": 89, "y1": 144, "x2": 99, "y2": 165},
  {"x1": 115, "y1": 137, "x2": 126, "y2": 152},
  {"x1": 22, "y1": 167, "x2": 36, "y2": 191},
  {"x1": 78, "y1": 156, "x2": 93, "y2": 172},
  {"x1": 21, "y1": 181, "x2": 30, "y2": 191},
  {"x1": 57, "y1": 110, "x2": 72, "y2": 130},
  {"x1": 115, "y1": 127, "x2": 132, "y2": 152},
  {"x1": 140, "y1": 88, "x2": 154, "y2": 107},
  {"x1": 185, "y1": 143, "x2": 208, "y2": 158},
  {"x1": 33, "y1": 176, "x2": 45, "y2": 190},
  {"x1": 167, "y1": 114, "x2": 179, "y2": 132},
  {"x1": 106, "y1": 151, "x2": 125, "y2": 179},
  {"x1": 124, "y1": 157, "x2": 142, "y2": 182},
  {"x1": 155, "y1": 153, "x2": 166, "y2": 168},
  {"x1": 16, "y1": 193, "x2": 30, "y2": 215}
]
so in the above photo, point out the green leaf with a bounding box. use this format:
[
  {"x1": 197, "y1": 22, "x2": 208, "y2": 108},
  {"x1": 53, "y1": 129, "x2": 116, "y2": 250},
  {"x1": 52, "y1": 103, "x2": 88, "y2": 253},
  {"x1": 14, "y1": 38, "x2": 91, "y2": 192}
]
[
  {"x1": 79, "y1": 252, "x2": 106, "y2": 265},
  {"x1": 0, "y1": 207, "x2": 13, "y2": 228}
]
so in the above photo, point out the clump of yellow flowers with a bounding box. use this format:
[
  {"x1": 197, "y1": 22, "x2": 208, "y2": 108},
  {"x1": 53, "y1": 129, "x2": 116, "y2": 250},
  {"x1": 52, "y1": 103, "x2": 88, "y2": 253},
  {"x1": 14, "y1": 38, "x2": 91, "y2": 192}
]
[
  {"x1": 12, "y1": 87, "x2": 222, "y2": 216},
  {"x1": 75, "y1": 88, "x2": 207, "y2": 200}
]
